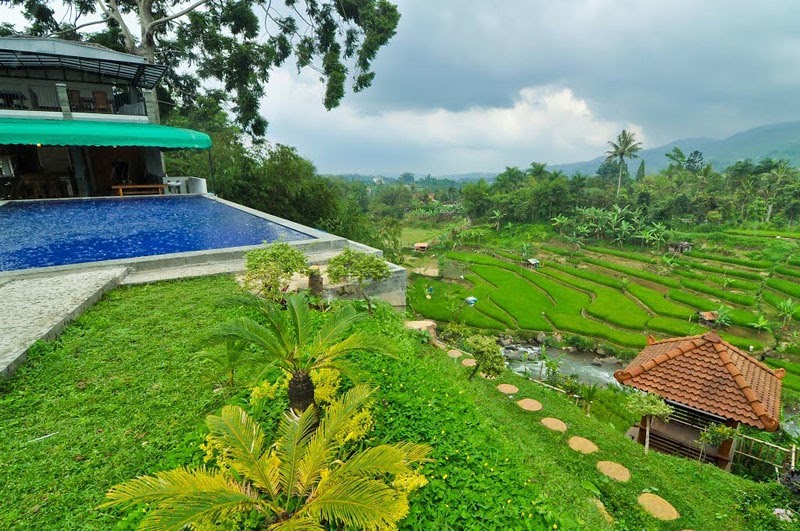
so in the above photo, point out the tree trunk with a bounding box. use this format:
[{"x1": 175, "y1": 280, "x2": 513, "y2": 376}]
[
  {"x1": 644, "y1": 415, "x2": 651, "y2": 454},
  {"x1": 765, "y1": 203, "x2": 774, "y2": 224},
  {"x1": 288, "y1": 370, "x2": 316, "y2": 413},
  {"x1": 616, "y1": 161, "x2": 623, "y2": 198}
]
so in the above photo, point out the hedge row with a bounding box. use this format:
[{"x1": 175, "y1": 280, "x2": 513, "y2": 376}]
[
  {"x1": 583, "y1": 245, "x2": 656, "y2": 264},
  {"x1": 627, "y1": 283, "x2": 695, "y2": 319},
  {"x1": 679, "y1": 279, "x2": 757, "y2": 307},
  {"x1": 766, "y1": 277, "x2": 800, "y2": 298},
  {"x1": 673, "y1": 259, "x2": 763, "y2": 280},
  {"x1": 582, "y1": 256, "x2": 681, "y2": 288},
  {"x1": 684, "y1": 250, "x2": 772, "y2": 269},
  {"x1": 546, "y1": 311, "x2": 648, "y2": 348},
  {"x1": 539, "y1": 268, "x2": 651, "y2": 329}
]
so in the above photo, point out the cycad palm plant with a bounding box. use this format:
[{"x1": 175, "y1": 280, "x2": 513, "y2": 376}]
[
  {"x1": 101, "y1": 385, "x2": 432, "y2": 530},
  {"x1": 212, "y1": 293, "x2": 392, "y2": 413}
]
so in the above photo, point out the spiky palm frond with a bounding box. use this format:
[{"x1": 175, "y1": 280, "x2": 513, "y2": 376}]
[
  {"x1": 269, "y1": 516, "x2": 325, "y2": 530},
  {"x1": 206, "y1": 406, "x2": 280, "y2": 499},
  {"x1": 101, "y1": 467, "x2": 264, "y2": 530},
  {"x1": 276, "y1": 404, "x2": 319, "y2": 498},
  {"x1": 332, "y1": 442, "x2": 432, "y2": 478},
  {"x1": 296, "y1": 385, "x2": 374, "y2": 493},
  {"x1": 285, "y1": 293, "x2": 314, "y2": 350},
  {"x1": 306, "y1": 331, "x2": 395, "y2": 371},
  {"x1": 211, "y1": 317, "x2": 295, "y2": 371},
  {"x1": 299, "y1": 476, "x2": 408, "y2": 530}
]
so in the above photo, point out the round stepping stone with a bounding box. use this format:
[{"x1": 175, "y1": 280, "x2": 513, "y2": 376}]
[
  {"x1": 568, "y1": 436, "x2": 599, "y2": 454},
  {"x1": 540, "y1": 417, "x2": 567, "y2": 432},
  {"x1": 516, "y1": 398, "x2": 542, "y2": 411},
  {"x1": 447, "y1": 349, "x2": 462, "y2": 358},
  {"x1": 596, "y1": 461, "x2": 630, "y2": 482},
  {"x1": 638, "y1": 493, "x2": 680, "y2": 521},
  {"x1": 461, "y1": 358, "x2": 476, "y2": 367},
  {"x1": 496, "y1": 383, "x2": 519, "y2": 394},
  {"x1": 590, "y1": 498, "x2": 614, "y2": 524}
]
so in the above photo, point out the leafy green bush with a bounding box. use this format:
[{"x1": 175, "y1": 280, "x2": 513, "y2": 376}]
[
  {"x1": 564, "y1": 335, "x2": 595, "y2": 351},
  {"x1": 244, "y1": 241, "x2": 309, "y2": 299},
  {"x1": 680, "y1": 279, "x2": 757, "y2": 307}
]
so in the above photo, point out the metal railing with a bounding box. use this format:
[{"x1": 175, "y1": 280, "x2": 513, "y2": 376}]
[{"x1": 0, "y1": 82, "x2": 147, "y2": 117}]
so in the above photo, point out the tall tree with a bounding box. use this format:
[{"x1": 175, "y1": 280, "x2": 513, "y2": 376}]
[
  {"x1": 605, "y1": 129, "x2": 643, "y2": 198},
  {"x1": 9, "y1": 0, "x2": 400, "y2": 137}
]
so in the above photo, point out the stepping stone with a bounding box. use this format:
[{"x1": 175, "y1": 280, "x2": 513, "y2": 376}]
[
  {"x1": 447, "y1": 349, "x2": 462, "y2": 358},
  {"x1": 461, "y1": 358, "x2": 477, "y2": 367},
  {"x1": 596, "y1": 461, "x2": 630, "y2": 482},
  {"x1": 568, "y1": 436, "x2": 599, "y2": 454},
  {"x1": 540, "y1": 417, "x2": 567, "y2": 432},
  {"x1": 638, "y1": 493, "x2": 680, "y2": 521},
  {"x1": 496, "y1": 383, "x2": 519, "y2": 394},
  {"x1": 516, "y1": 398, "x2": 542, "y2": 411}
]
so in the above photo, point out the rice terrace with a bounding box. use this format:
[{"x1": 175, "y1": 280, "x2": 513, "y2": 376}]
[{"x1": 3, "y1": 1, "x2": 800, "y2": 531}]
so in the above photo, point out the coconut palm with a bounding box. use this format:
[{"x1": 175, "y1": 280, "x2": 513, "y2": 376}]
[
  {"x1": 212, "y1": 293, "x2": 393, "y2": 413},
  {"x1": 605, "y1": 130, "x2": 643, "y2": 198},
  {"x1": 101, "y1": 386, "x2": 432, "y2": 530}
]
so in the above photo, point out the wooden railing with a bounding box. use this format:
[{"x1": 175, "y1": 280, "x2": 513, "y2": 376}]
[{"x1": 732, "y1": 433, "x2": 796, "y2": 475}]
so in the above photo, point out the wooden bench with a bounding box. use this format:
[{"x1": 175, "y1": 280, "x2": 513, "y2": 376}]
[{"x1": 112, "y1": 184, "x2": 166, "y2": 196}]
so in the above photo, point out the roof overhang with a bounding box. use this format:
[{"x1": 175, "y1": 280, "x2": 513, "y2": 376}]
[
  {"x1": 0, "y1": 38, "x2": 166, "y2": 89},
  {"x1": 0, "y1": 118, "x2": 211, "y2": 150}
]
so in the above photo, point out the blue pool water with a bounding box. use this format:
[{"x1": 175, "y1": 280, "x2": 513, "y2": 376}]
[{"x1": 0, "y1": 196, "x2": 314, "y2": 272}]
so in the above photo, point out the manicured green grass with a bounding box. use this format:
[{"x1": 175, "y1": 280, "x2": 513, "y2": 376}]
[
  {"x1": 401, "y1": 226, "x2": 444, "y2": 247},
  {"x1": 0, "y1": 276, "x2": 252, "y2": 530},
  {"x1": 2, "y1": 276, "x2": 793, "y2": 530}
]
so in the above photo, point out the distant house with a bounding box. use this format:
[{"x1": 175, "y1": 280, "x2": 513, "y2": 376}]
[
  {"x1": 615, "y1": 332, "x2": 784, "y2": 469},
  {"x1": 668, "y1": 241, "x2": 693, "y2": 254},
  {"x1": 697, "y1": 311, "x2": 718, "y2": 326},
  {"x1": 414, "y1": 242, "x2": 429, "y2": 252},
  {"x1": 523, "y1": 258, "x2": 541, "y2": 269}
]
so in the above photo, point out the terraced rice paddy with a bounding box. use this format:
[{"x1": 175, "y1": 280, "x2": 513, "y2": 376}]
[{"x1": 409, "y1": 244, "x2": 800, "y2": 354}]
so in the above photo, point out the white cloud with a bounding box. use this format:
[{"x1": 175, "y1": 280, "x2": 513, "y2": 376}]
[{"x1": 261, "y1": 68, "x2": 642, "y2": 175}]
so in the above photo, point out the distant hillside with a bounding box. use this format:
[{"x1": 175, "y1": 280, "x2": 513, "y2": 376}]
[{"x1": 551, "y1": 121, "x2": 800, "y2": 175}]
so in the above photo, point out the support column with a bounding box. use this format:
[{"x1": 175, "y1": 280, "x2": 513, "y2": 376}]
[{"x1": 56, "y1": 83, "x2": 72, "y2": 119}]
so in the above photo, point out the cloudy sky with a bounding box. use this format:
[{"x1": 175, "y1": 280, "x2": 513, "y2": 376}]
[{"x1": 3, "y1": 1, "x2": 800, "y2": 175}]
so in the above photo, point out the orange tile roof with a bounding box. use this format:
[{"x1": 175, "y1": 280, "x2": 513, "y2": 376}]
[{"x1": 614, "y1": 332, "x2": 784, "y2": 431}]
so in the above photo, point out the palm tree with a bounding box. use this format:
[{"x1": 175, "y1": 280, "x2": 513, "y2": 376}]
[
  {"x1": 760, "y1": 161, "x2": 796, "y2": 224},
  {"x1": 605, "y1": 130, "x2": 643, "y2": 198},
  {"x1": 102, "y1": 386, "x2": 432, "y2": 530},
  {"x1": 212, "y1": 293, "x2": 392, "y2": 413}
]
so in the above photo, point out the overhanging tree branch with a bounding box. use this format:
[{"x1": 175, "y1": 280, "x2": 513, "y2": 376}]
[
  {"x1": 47, "y1": 18, "x2": 109, "y2": 37},
  {"x1": 146, "y1": 0, "x2": 211, "y2": 31}
]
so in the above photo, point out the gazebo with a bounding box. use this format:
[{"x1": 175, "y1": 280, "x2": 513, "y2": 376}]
[{"x1": 615, "y1": 332, "x2": 784, "y2": 469}]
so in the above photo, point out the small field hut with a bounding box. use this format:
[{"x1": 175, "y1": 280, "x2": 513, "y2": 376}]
[{"x1": 615, "y1": 332, "x2": 784, "y2": 469}]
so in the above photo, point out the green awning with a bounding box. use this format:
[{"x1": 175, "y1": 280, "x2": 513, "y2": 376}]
[{"x1": 0, "y1": 118, "x2": 211, "y2": 150}]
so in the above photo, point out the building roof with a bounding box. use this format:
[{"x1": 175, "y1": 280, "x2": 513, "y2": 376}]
[
  {"x1": 614, "y1": 332, "x2": 784, "y2": 431},
  {"x1": 0, "y1": 37, "x2": 166, "y2": 88}
]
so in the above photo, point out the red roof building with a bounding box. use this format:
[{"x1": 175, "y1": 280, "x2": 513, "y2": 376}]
[{"x1": 615, "y1": 332, "x2": 784, "y2": 467}]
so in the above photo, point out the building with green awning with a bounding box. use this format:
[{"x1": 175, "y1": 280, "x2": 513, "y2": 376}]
[{"x1": 0, "y1": 37, "x2": 211, "y2": 199}]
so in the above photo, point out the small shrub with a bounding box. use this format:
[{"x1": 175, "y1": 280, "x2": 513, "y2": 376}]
[
  {"x1": 464, "y1": 334, "x2": 505, "y2": 380},
  {"x1": 244, "y1": 241, "x2": 309, "y2": 300}
]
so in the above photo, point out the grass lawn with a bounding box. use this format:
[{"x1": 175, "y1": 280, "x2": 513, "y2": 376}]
[
  {"x1": 401, "y1": 226, "x2": 444, "y2": 247},
  {"x1": 0, "y1": 276, "x2": 795, "y2": 529}
]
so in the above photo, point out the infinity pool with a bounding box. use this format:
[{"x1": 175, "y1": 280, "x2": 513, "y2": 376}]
[{"x1": 0, "y1": 195, "x2": 315, "y2": 272}]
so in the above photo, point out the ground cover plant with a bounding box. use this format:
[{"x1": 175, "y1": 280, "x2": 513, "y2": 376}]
[{"x1": 1, "y1": 275, "x2": 796, "y2": 530}]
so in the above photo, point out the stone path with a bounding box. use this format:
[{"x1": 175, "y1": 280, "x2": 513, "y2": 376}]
[
  {"x1": 0, "y1": 268, "x2": 126, "y2": 377},
  {"x1": 413, "y1": 324, "x2": 683, "y2": 525}
]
